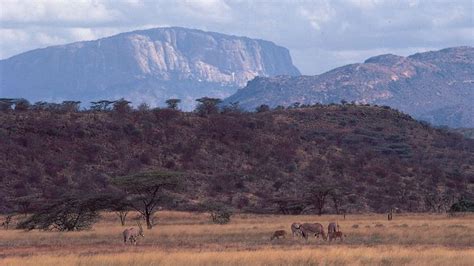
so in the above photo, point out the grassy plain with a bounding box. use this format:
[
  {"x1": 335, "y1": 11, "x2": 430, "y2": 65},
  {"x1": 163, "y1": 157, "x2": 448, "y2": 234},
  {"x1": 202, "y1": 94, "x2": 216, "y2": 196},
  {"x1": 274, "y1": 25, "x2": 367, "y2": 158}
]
[{"x1": 1, "y1": 212, "x2": 473, "y2": 265}]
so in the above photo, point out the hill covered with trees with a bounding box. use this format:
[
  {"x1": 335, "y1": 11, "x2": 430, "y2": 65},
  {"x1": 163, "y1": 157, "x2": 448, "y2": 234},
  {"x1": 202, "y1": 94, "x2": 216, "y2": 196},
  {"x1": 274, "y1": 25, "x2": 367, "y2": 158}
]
[{"x1": 1, "y1": 102, "x2": 473, "y2": 215}]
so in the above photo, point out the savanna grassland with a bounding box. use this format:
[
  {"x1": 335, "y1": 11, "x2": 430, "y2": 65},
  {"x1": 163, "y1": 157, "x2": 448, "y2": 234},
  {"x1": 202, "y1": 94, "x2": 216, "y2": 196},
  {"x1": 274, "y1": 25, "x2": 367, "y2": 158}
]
[{"x1": 1, "y1": 211, "x2": 473, "y2": 266}]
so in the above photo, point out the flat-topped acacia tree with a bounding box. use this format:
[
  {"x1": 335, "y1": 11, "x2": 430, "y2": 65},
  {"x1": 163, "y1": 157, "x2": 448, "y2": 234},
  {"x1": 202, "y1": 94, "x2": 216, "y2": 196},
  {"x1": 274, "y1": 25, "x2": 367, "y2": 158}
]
[{"x1": 112, "y1": 171, "x2": 184, "y2": 229}]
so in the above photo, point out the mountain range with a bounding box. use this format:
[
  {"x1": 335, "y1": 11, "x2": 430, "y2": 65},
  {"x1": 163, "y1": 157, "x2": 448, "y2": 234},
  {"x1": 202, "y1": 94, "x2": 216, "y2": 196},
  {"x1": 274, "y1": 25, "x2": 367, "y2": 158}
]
[
  {"x1": 0, "y1": 27, "x2": 300, "y2": 109},
  {"x1": 226, "y1": 46, "x2": 474, "y2": 128},
  {"x1": 1, "y1": 27, "x2": 472, "y2": 127}
]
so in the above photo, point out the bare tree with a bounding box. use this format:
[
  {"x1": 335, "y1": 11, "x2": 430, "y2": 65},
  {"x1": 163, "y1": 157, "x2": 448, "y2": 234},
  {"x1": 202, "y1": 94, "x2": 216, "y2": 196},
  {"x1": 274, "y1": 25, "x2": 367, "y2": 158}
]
[
  {"x1": 331, "y1": 189, "x2": 345, "y2": 214},
  {"x1": 116, "y1": 210, "x2": 129, "y2": 226},
  {"x1": 109, "y1": 196, "x2": 131, "y2": 226},
  {"x1": 424, "y1": 190, "x2": 456, "y2": 213},
  {"x1": 2, "y1": 214, "x2": 14, "y2": 230}
]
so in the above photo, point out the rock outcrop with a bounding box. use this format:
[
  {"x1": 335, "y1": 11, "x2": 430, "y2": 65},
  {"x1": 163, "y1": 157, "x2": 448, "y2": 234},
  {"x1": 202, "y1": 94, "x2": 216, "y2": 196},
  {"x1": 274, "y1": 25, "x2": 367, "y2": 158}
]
[{"x1": 0, "y1": 27, "x2": 300, "y2": 109}]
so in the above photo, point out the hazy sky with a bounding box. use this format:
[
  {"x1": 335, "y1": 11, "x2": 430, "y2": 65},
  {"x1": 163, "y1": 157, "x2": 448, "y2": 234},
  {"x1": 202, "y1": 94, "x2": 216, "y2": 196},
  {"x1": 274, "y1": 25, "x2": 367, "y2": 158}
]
[{"x1": 1, "y1": 0, "x2": 473, "y2": 74}]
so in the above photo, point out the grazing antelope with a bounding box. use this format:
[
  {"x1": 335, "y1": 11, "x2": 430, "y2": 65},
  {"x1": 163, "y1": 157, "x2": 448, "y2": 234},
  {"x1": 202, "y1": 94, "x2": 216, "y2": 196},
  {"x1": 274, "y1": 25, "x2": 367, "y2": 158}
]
[
  {"x1": 300, "y1": 223, "x2": 327, "y2": 240},
  {"x1": 270, "y1": 230, "x2": 287, "y2": 240},
  {"x1": 328, "y1": 222, "x2": 340, "y2": 235},
  {"x1": 123, "y1": 222, "x2": 144, "y2": 245},
  {"x1": 330, "y1": 231, "x2": 346, "y2": 242},
  {"x1": 291, "y1": 223, "x2": 303, "y2": 237}
]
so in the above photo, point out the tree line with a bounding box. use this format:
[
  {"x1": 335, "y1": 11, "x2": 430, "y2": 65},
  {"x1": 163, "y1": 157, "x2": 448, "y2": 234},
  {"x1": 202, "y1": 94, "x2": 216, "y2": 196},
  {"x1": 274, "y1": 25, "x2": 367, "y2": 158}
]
[
  {"x1": 6, "y1": 169, "x2": 473, "y2": 232},
  {"x1": 0, "y1": 97, "x2": 387, "y2": 116}
]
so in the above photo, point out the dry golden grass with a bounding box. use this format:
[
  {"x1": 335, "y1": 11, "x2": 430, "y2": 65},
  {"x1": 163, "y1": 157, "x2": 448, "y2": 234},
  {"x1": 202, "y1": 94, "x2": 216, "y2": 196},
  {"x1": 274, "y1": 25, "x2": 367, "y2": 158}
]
[
  {"x1": 1, "y1": 212, "x2": 473, "y2": 265},
  {"x1": 3, "y1": 246, "x2": 474, "y2": 266}
]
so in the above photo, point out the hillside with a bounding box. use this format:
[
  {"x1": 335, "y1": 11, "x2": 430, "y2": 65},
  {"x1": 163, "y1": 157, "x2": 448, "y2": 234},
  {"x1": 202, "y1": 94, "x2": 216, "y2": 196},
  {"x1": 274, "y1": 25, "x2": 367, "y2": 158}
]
[
  {"x1": 0, "y1": 27, "x2": 300, "y2": 109},
  {"x1": 1, "y1": 105, "x2": 473, "y2": 214},
  {"x1": 451, "y1": 128, "x2": 474, "y2": 139},
  {"x1": 225, "y1": 47, "x2": 474, "y2": 127}
]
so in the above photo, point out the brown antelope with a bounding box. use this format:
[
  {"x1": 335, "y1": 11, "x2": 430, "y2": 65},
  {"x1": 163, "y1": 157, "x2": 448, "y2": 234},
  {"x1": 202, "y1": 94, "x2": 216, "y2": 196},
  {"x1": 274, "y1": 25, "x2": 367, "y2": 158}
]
[
  {"x1": 328, "y1": 222, "x2": 340, "y2": 234},
  {"x1": 300, "y1": 223, "x2": 327, "y2": 240},
  {"x1": 330, "y1": 231, "x2": 346, "y2": 242},
  {"x1": 291, "y1": 223, "x2": 303, "y2": 237},
  {"x1": 270, "y1": 230, "x2": 287, "y2": 240},
  {"x1": 123, "y1": 222, "x2": 144, "y2": 245},
  {"x1": 328, "y1": 222, "x2": 343, "y2": 242}
]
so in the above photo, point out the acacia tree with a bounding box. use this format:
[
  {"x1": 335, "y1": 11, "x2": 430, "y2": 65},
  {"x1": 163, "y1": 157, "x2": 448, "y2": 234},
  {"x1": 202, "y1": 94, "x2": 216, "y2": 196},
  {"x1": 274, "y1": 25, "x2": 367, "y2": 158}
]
[
  {"x1": 113, "y1": 98, "x2": 132, "y2": 113},
  {"x1": 165, "y1": 99, "x2": 181, "y2": 110},
  {"x1": 305, "y1": 177, "x2": 336, "y2": 215},
  {"x1": 61, "y1": 101, "x2": 81, "y2": 112},
  {"x1": 17, "y1": 194, "x2": 112, "y2": 231},
  {"x1": 112, "y1": 171, "x2": 183, "y2": 229},
  {"x1": 90, "y1": 100, "x2": 115, "y2": 111},
  {"x1": 195, "y1": 97, "x2": 222, "y2": 116}
]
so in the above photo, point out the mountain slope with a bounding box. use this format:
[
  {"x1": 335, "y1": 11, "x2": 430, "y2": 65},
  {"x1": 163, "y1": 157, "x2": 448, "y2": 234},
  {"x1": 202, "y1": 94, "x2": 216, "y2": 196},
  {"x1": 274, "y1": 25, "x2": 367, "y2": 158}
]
[
  {"x1": 1, "y1": 106, "x2": 473, "y2": 213},
  {"x1": 0, "y1": 27, "x2": 300, "y2": 109},
  {"x1": 225, "y1": 47, "x2": 474, "y2": 127}
]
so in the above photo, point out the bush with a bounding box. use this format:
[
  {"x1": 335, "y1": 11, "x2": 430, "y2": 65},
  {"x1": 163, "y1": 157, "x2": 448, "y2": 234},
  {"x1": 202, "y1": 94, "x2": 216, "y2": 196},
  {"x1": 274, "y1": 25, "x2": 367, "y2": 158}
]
[
  {"x1": 256, "y1": 104, "x2": 270, "y2": 113},
  {"x1": 450, "y1": 198, "x2": 474, "y2": 212},
  {"x1": 14, "y1": 98, "x2": 30, "y2": 111},
  {"x1": 205, "y1": 202, "x2": 232, "y2": 224},
  {"x1": 211, "y1": 208, "x2": 232, "y2": 224}
]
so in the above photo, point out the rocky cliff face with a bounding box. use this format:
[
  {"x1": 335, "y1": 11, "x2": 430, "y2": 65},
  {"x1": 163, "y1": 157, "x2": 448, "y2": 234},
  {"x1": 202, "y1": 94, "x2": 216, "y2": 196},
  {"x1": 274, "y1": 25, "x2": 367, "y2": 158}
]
[
  {"x1": 225, "y1": 47, "x2": 474, "y2": 127},
  {"x1": 0, "y1": 27, "x2": 300, "y2": 109}
]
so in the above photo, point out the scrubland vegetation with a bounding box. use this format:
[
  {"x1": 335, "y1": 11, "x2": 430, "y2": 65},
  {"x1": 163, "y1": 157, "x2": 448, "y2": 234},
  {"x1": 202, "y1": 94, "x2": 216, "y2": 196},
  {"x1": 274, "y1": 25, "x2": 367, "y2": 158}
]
[
  {"x1": 1, "y1": 211, "x2": 473, "y2": 265},
  {"x1": 1, "y1": 101, "x2": 473, "y2": 215}
]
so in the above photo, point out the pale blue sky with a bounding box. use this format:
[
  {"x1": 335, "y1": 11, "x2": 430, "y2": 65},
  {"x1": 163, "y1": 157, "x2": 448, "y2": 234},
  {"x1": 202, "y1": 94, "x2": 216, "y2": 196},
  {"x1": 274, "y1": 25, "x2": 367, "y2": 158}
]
[{"x1": 1, "y1": 0, "x2": 473, "y2": 74}]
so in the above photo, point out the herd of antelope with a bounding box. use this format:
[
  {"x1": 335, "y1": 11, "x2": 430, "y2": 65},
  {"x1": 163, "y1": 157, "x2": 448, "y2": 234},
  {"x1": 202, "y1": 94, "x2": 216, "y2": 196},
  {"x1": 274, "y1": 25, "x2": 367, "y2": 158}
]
[
  {"x1": 271, "y1": 222, "x2": 346, "y2": 242},
  {"x1": 123, "y1": 221, "x2": 346, "y2": 245}
]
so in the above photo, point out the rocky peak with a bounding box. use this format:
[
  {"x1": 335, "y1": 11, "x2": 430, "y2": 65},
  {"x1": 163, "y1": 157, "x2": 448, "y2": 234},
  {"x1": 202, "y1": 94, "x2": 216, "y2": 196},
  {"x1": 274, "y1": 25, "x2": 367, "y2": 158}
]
[
  {"x1": 0, "y1": 27, "x2": 300, "y2": 109},
  {"x1": 364, "y1": 54, "x2": 406, "y2": 65}
]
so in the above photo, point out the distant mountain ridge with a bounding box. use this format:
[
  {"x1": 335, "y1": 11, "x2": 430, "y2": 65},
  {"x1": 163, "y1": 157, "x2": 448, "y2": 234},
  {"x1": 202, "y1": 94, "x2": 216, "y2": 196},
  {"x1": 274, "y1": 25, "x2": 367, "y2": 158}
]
[
  {"x1": 0, "y1": 27, "x2": 300, "y2": 109},
  {"x1": 225, "y1": 46, "x2": 474, "y2": 127}
]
